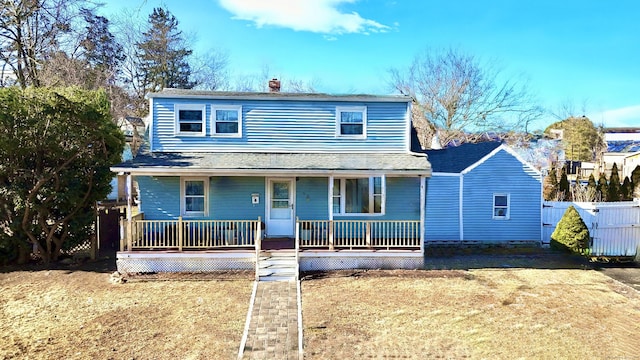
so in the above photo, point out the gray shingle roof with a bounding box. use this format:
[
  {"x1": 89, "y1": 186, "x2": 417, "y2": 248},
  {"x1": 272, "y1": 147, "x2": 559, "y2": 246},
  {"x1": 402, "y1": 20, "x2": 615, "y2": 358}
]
[
  {"x1": 112, "y1": 152, "x2": 431, "y2": 175},
  {"x1": 148, "y1": 88, "x2": 411, "y2": 103},
  {"x1": 423, "y1": 142, "x2": 502, "y2": 173}
]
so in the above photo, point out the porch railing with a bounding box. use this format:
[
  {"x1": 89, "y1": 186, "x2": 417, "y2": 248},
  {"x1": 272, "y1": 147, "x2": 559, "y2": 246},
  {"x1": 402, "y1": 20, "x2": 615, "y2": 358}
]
[
  {"x1": 297, "y1": 219, "x2": 421, "y2": 250},
  {"x1": 121, "y1": 216, "x2": 263, "y2": 251}
]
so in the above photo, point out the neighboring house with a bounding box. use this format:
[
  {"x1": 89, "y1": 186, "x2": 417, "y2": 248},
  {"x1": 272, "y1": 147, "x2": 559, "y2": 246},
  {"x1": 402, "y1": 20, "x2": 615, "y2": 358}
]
[
  {"x1": 420, "y1": 142, "x2": 543, "y2": 245},
  {"x1": 111, "y1": 86, "x2": 431, "y2": 275},
  {"x1": 600, "y1": 130, "x2": 640, "y2": 180}
]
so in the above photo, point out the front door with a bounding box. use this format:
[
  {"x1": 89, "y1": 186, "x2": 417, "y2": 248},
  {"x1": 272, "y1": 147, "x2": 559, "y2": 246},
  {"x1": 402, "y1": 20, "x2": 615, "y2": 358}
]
[{"x1": 266, "y1": 178, "x2": 295, "y2": 237}]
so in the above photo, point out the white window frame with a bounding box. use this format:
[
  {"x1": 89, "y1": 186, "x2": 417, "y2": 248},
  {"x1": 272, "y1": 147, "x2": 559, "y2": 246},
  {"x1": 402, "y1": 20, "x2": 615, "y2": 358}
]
[
  {"x1": 493, "y1": 193, "x2": 510, "y2": 220},
  {"x1": 332, "y1": 176, "x2": 385, "y2": 216},
  {"x1": 335, "y1": 106, "x2": 367, "y2": 138},
  {"x1": 175, "y1": 104, "x2": 206, "y2": 136},
  {"x1": 211, "y1": 105, "x2": 242, "y2": 138},
  {"x1": 181, "y1": 177, "x2": 209, "y2": 217}
]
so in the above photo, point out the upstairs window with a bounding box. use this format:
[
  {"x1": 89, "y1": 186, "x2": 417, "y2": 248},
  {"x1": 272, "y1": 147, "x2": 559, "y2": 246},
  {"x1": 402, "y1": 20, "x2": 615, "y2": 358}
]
[
  {"x1": 493, "y1": 193, "x2": 510, "y2": 220},
  {"x1": 336, "y1": 106, "x2": 366, "y2": 138},
  {"x1": 212, "y1": 105, "x2": 242, "y2": 137},
  {"x1": 175, "y1": 104, "x2": 205, "y2": 136},
  {"x1": 333, "y1": 176, "x2": 384, "y2": 215}
]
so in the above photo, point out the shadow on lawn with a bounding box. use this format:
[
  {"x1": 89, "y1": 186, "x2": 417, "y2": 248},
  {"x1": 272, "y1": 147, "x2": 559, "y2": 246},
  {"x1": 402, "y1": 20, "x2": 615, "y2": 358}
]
[
  {"x1": 0, "y1": 249, "x2": 118, "y2": 274},
  {"x1": 423, "y1": 246, "x2": 615, "y2": 270}
]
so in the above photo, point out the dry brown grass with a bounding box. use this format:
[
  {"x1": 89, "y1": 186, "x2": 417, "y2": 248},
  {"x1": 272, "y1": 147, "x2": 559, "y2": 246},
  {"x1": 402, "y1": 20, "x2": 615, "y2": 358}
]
[
  {"x1": 0, "y1": 270, "x2": 253, "y2": 360},
  {"x1": 302, "y1": 269, "x2": 640, "y2": 359}
]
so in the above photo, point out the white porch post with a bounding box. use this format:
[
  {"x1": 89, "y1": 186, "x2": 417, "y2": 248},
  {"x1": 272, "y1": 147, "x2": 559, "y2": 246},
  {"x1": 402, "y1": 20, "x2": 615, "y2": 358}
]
[
  {"x1": 420, "y1": 176, "x2": 426, "y2": 253},
  {"x1": 328, "y1": 176, "x2": 334, "y2": 250},
  {"x1": 126, "y1": 173, "x2": 133, "y2": 251}
]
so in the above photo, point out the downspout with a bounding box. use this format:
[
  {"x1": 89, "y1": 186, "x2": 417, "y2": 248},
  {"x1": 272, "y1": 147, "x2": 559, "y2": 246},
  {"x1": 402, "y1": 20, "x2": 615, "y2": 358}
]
[{"x1": 459, "y1": 174, "x2": 464, "y2": 241}]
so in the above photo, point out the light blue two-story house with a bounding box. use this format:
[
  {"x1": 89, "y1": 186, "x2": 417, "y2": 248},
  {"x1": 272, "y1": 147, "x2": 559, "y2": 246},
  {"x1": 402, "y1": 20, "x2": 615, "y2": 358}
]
[{"x1": 112, "y1": 86, "x2": 431, "y2": 276}]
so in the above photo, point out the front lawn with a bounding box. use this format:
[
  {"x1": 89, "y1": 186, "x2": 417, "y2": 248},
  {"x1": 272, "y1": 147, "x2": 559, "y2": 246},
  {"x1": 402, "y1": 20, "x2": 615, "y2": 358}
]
[{"x1": 302, "y1": 269, "x2": 640, "y2": 359}]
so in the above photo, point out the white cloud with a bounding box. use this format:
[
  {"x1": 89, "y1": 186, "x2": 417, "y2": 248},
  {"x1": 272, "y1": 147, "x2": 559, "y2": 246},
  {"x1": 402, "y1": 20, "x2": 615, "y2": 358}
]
[
  {"x1": 592, "y1": 105, "x2": 640, "y2": 128},
  {"x1": 218, "y1": 0, "x2": 389, "y2": 35}
]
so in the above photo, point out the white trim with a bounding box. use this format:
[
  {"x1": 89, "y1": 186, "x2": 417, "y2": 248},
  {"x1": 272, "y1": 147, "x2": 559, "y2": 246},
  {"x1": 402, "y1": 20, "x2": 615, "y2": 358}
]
[
  {"x1": 111, "y1": 167, "x2": 430, "y2": 177},
  {"x1": 492, "y1": 192, "x2": 510, "y2": 220},
  {"x1": 174, "y1": 104, "x2": 206, "y2": 137},
  {"x1": 211, "y1": 104, "x2": 242, "y2": 138},
  {"x1": 332, "y1": 175, "x2": 386, "y2": 216},
  {"x1": 459, "y1": 174, "x2": 464, "y2": 241},
  {"x1": 265, "y1": 177, "x2": 296, "y2": 237},
  {"x1": 180, "y1": 177, "x2": 209, "y2": 217},
  {"x1": 431, "y1": 172, "x2": 462, "y2": 177},
  {"x1": 328, "y1": 176, "x2": 334, "y2": 221},
  {"x1": 419, "y1": 176, "x2": 425, "y2": 253},
  {"x1": 405, "y1": 102, "x2": 412, "y2": 152},
  {"x1": 461, "y1": 144, "x2": 541, "y2": 176},
  {"x1": 149, "y1": 98, "x2": 154, "y2": 152},
  {"x1": 335, "y1": 106, "x2": 367, "y2": 139},
  {"x1": 540, "y1": 172, "x2": 544, "y2": 243}
]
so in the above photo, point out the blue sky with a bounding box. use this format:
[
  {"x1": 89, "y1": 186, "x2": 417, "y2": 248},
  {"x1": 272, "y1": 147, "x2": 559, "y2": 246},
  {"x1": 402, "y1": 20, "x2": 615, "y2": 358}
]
[{"x1": 102, "y1": 0, "x2": 640, "y2": 130}]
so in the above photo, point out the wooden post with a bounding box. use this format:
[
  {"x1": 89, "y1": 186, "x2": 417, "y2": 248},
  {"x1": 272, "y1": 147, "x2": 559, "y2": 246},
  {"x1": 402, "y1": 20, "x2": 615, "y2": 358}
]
[
  {"x1": 119, "y1": 217, "x2": 125, "y2": 251},
  {"x1": 178, "y1": 216, "x2": 183, "y2": 252},
  {"x1": 328, "y1": 220, "x2": 334, "y2": 250},
  {"x1": 126, "y1": 218, "x2": 132, "y2": 251}
]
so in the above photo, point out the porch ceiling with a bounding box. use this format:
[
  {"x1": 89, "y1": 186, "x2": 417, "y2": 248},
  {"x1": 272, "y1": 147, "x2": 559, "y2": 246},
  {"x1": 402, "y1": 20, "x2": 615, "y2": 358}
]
[{"x1": 111, "y1": 152, "x2": 431, "y2": 176}]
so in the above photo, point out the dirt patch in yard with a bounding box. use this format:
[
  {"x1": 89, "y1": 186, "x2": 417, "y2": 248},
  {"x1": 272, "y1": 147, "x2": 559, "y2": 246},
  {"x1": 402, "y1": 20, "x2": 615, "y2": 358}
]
[
  {"x1": 302, "y1": 268, "x2": 640, "y2": 359},
  {"x1": 0, "y1": 267, "x2": 253, "y2": 360}
]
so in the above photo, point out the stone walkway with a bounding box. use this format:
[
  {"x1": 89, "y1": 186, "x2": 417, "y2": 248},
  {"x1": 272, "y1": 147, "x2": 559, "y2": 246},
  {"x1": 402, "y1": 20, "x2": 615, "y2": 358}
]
[{"x1": 239, "y1": 281, "x2": 300, "y2": 359}]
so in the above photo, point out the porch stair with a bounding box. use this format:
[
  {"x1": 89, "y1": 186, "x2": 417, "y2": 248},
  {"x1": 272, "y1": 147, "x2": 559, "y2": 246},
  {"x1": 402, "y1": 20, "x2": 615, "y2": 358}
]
[{"x1": 257, "y1": 250, "x2": 298, "y2": 282}]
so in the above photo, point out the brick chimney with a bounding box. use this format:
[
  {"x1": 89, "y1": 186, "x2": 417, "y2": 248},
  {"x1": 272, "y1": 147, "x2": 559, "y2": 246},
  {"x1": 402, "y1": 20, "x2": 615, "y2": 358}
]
[{"x1": 268, "y1": 78, "x2": 281, "y2": 92}]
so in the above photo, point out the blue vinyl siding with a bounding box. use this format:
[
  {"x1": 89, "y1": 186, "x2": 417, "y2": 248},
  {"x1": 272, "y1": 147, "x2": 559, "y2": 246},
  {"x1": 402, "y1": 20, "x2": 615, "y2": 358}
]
[
  {"x1": 425, "y1": 175, "x2": 460, "y2": 240},
  {"x1": 462, "y1": 150, "x2": 541, "y2": 241},
  {"x1": 296, "y1": 177, "x2": 328, "y2": 220},
  {"x1": 137, "y1": 176, "x2": 181, "y2": 219},
  {"x1": 210, "y1": 177, "x2": 265, "y2": 220},
  {"x1": 137, "y1": 176, "x2": 421, "y2": 224},
  {"x1": 151, "y1": 98, "x2": 409, "y2": 153}
]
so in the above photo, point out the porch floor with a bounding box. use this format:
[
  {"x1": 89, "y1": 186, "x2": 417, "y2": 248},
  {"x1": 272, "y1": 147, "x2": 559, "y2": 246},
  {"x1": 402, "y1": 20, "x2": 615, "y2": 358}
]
[{"x1": 262, "y1": 237, "x2": 295, "y2": 250}]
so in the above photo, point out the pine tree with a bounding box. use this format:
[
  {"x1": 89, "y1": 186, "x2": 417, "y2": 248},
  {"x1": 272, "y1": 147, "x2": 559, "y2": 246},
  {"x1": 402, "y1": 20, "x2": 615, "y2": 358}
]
[
  {"x1": 596, "y1": 173, "x2": 608, "y2": 202},
  {"x1": 621, "y1": 176, "x2": 632, "y2": 201},
  {"x1": 551, "y1": 205, "x2": 590, "y2": 254},
  {"x1": 136, "y1": 7, "x2": 195, "y2": 93},
  {"x1": 80, "y1": 8, "x2": 125, "y2": 83},
  {"x1": 559, "y1": 166, "x2": 570, "y2": 201},
  {"x1": 608, "y1": 163, "x2": 621, "y2": 201},
  {"x1": 632, "y1": 165, "x2": 640, "y2": 199},
  {"x1": 544, "y1": 166, "x2": 559, "y2": 200},
  {"x1": 587, "y1": 173, "x2": 597, "y2": 198}
]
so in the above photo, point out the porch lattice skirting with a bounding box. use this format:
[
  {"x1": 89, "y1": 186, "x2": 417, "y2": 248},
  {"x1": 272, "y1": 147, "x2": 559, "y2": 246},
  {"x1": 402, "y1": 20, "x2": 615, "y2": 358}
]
[
  {"x1": 299, "y1": 252, "x2": 424, "y2": 271},
  {"x1": 116, "y1": 252, "x2": 255, "y2": 273}
]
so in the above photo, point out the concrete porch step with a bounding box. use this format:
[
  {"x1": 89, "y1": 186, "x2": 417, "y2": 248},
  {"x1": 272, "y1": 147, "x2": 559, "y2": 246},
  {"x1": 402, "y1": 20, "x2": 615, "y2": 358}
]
[{"x1": 258, "y1": 250, "x2": 298, "y2": 282}]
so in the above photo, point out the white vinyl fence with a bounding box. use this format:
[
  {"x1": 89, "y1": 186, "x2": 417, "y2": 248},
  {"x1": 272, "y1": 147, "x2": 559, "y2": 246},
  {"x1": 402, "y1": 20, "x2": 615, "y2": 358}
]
[{"x1": 543, "y1": 200, "x2": 640, "y2": 257}]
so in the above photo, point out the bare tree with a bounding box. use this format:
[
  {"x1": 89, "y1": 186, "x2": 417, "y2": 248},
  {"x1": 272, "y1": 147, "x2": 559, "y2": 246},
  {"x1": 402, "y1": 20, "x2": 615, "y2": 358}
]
[
  {"x1": 191, "y1": 49, "x2": 230, "y2": 91},
  {"x1": 549, "y1": 98, "x2": 590, "y2": 121},
  {"x1": 0, "y1": 0, "x2": 89, "y2": 88},
  {"x1": 389, "y1": 47, "x2": 542, "y2": 148}
]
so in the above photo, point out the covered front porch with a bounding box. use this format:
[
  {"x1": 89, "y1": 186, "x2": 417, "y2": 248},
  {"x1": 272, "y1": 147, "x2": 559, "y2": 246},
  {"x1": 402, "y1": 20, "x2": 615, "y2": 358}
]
[
  {"x1": 112, "y1": 151, "x2": 430, "y2": 273},
  {"x1": 116, "y1": 216, "x2": 424, "y2": 273}
]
